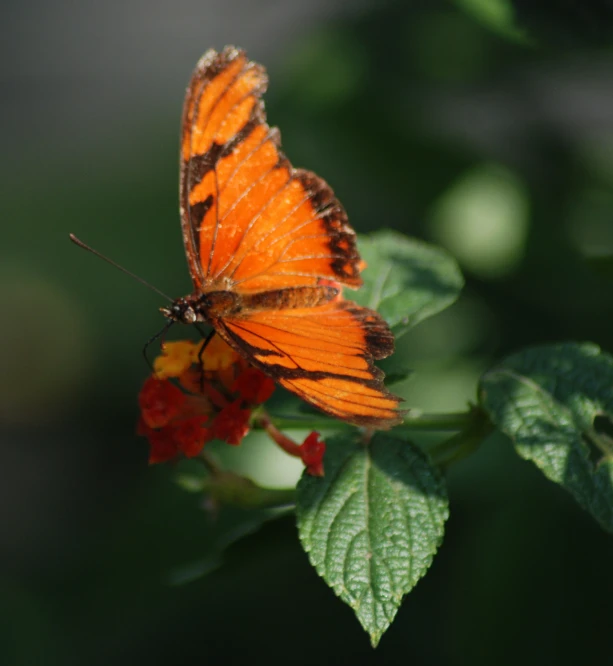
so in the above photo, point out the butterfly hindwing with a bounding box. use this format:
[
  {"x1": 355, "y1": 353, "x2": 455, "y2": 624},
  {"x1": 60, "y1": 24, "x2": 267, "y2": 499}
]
[
  {"x1": 180, "y1": 47, "x2": 362, "y2": 293},
  {"x1": 216, "y1": 301, "x2": 403, "y2": 428}
]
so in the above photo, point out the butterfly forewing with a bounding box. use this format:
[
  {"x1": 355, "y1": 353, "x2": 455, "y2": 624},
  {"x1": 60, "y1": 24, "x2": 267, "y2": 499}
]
[{"x1": 180, "y1": 46, "x2": 362, "y2": 292}]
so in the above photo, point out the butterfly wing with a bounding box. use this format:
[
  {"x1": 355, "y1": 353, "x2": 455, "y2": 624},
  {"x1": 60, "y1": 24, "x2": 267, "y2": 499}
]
[
  {"x1": 215, "y1": 301, "x2": 403, "y2": 428},
  {"x1": 180, "y1": 46, "x2": 362, "y2": 293}
]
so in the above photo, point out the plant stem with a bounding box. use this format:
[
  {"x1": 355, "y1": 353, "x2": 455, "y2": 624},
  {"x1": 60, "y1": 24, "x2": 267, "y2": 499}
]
[
  {"x1": 262, "y1": 410, "x2": 474, "y2": 433},
  {"x1": 420, "y1": 406, "x2": 495, "y2": 467},
  {"x1": 186, "y1": 407, "x2": 490, "y2": 511},
  {"x1": 395, "y1": 411, "x2": 475, "y2": 432}
]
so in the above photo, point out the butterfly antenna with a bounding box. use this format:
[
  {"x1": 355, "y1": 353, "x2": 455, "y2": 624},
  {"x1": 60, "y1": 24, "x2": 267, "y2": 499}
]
[{"x1": 69, "y1": 233, "x2": 173, "y2": 302}]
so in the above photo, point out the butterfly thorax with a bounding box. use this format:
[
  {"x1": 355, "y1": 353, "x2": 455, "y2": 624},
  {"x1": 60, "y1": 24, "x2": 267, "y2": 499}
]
[{"x1": 161, "y1": 285, "x2": 339, "y2": 325}]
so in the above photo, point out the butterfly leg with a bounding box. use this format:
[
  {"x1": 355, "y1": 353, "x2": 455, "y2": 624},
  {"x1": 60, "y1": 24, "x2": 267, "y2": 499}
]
[
  {"x1": 142, "y1": 320, "x2": 175, "y2": 373},
  {"x1": 194, "y1": 326, "x2": 216, "y2": 392}
]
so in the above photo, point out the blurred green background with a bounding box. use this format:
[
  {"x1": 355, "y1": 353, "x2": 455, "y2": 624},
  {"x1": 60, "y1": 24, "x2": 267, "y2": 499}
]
[{"x1": 3, "y1": 0, "x2": 613, "y2": 663}]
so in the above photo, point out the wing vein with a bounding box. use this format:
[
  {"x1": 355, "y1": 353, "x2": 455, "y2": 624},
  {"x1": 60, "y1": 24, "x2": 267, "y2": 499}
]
[
  {"x1": 186, "y1": 63, "x2": 249, "y2": 278},
  {"x1": 212, "y1": 139, "x2": 286, "y2": 280},
  {"x1": 226, "y1": 319, "x2": 304, "y2": 371},
  {"x1": 214, "y1": 176, "x2": 294, "y2": 281},
  {"x1": 202, "y1": 67, "x2": 255, "y2": 277},
  {"x1": 225, "y1": 187, "x2": 313, "y2": 282}
]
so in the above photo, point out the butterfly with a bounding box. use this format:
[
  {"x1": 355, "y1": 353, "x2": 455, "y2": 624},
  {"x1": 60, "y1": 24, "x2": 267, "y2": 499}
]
[{"x1": 161, "y1": 46, "x2": 402, "y2": 428}]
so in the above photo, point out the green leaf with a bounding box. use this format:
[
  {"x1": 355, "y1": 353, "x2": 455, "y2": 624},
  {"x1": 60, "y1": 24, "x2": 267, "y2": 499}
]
[
  {"x1": 167, "y1": 506, "x2": 285, "y2": 585},
  {"x1": 377, "y1": 355, "x2": 413, "y2": 386},
  {"x1": 355, "y1": 230, "x2": 464, "y2": 339},
  {"x1": 296, "y1": 432, "x2": 449, "y2": 646},
  {"x1": 167, "y1": 462, "x2": 295, "y2": 584},
  {"x1": 454, "y1": 0, "x2": 529, "y2": 44},
  {"x1": 479, "y1": 342, "x2": 613, "y2": 532}
]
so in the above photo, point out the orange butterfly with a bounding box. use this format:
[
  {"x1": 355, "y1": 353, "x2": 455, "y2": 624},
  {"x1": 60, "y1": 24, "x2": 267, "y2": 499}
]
[{"x1": 161, "y1": 46, "x2": 402, "y2": 428}]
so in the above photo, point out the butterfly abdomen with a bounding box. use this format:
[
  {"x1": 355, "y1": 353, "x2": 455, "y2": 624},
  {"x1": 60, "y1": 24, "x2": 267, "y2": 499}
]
[
  {"x1": 240, "y1": 286, "x2": 339, "y2": 312},
  {"x1": 186, "y1": 285, "x2": 338, "y2": 322}
]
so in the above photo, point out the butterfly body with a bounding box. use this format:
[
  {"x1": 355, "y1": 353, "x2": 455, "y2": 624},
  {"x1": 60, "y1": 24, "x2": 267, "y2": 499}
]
[
  {"x1": 173, "y1": 46, "x2": 403, "y2": 428},
  {"x1": 162, "y1": 285, "x2": 340, "y2": 325}
]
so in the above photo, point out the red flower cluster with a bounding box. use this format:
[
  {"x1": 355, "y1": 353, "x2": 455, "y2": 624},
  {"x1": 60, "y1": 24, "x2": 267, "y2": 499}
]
[
  {"x1": 137, "y1": 337, "x2": 274, "y2": 463},
  {"x1": 137, "y1": 336, "x2": 326, "y2": 476}
]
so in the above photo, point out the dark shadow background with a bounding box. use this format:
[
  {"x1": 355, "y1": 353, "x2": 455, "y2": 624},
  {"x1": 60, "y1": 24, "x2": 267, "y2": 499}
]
[{"x1": 2, "y1": 0, "x2": 613, "y2": 663}]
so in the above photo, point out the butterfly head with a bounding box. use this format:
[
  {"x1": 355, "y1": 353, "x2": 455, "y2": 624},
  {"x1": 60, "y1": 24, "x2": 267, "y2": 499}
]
[{"x1": 160, "y1": 298, "x2": 198, "y2": 325}]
